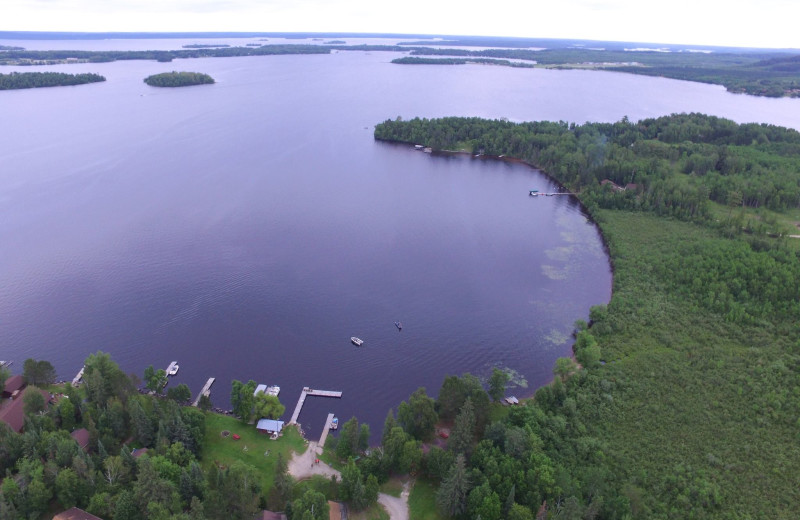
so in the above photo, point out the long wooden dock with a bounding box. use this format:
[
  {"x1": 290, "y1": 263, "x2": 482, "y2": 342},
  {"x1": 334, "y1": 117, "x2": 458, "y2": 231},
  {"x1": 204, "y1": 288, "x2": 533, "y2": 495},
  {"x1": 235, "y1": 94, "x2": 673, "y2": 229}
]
[
  {"x1": 318, "y1": 413, "x2": 336, "y2": 447},
  {"x1": 72, "y1": 366, "x2": 85, "y2": 386},
  {"x1": 530, "y1": 191, "x2": 574, "y2": 197},
  {"x1": 289, "y1": 387, "x2": 343, "y2": 425},
  {"x1": 192, "y1": 377, "x2": 215, "y2": 407}
]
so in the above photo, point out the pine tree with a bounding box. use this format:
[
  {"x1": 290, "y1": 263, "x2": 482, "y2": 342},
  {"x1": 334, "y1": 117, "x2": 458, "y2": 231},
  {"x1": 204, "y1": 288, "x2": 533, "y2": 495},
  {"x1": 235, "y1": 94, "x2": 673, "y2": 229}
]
[
  {"x1": 449, "y1": 398, "x2": 475, "y2": 458},
  {"x1": 436, "y1": 454, "x2": 471, "y2": 517}
]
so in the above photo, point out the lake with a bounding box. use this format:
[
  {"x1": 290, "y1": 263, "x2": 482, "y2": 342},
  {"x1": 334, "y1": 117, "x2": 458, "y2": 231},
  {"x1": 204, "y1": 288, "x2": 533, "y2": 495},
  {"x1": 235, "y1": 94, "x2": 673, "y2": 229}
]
[{"x1": 2, "y1": 38, "x2": 799, "y2": 439}]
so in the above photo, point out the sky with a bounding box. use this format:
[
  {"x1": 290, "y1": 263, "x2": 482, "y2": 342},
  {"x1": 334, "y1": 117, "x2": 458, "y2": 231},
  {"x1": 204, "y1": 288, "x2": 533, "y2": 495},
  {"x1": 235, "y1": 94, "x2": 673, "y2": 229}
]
[{"x1": 3, "y1": 0, "x2": 799, "y2": 49}]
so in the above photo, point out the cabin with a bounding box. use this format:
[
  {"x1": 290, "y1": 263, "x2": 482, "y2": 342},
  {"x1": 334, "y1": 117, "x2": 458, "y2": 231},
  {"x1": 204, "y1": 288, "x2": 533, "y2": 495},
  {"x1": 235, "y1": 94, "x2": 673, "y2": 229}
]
[
  {"x1": 53, "y1": 507, "x2": 103, "y2": 520},
  {"x1": 600, "y1": 179, "x2": 625, "y2": 192},
  {"x1": 0, "y1": 387, "x2": 51, "y2": 433},
  {"x1": 256, "y1": 418, "x2": 284, "y2": 435},
  {"x1": 2, "y1": 374, "x2": 26, "y2": 399},
  {"x1": 131, "y1": 448, "x2": 149, "y2": 458},
  {"x1": 70, "y1": 428, "x2": 90, "y2": 452},
  {"x1": 256, "y1": 511, "x2": 287, "y2": 520},
  {"x1": 328, "y1": 501, "x2": 344, "y2": 520}
]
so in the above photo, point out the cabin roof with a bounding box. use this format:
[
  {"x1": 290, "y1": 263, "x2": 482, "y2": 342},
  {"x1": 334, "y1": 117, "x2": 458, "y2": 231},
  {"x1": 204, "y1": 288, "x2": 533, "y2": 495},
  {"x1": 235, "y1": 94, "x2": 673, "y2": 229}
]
[
  {"x1": 53, "y1": 507, "x2": 104, "y2": 520},
  {"x1": 3, "y1": 374, "x2": 25, "y2": 395},
  {"x1": 256, "y1": 419, "x2": 284, "y2": 432}
]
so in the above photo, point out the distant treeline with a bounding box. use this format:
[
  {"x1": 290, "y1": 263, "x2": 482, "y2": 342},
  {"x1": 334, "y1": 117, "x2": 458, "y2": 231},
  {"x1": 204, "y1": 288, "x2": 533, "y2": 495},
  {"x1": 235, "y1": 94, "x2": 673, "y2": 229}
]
[
  {"x1": 408, "y1": 47, "x2": 800, "y2": 97},
  {"x1": 0, "y1": 71, "x2": 105, "y2": 90},
  {"x1": 143, "y1": 71, "x2": 214, "y2": 87},
  {"x1": 0, "y1": 44, "x2": 330, "y2": 65},
  {"x1": 392, "y1": 56, "x2": 534, "y2": 68},
  {"x1": 182, "y1": 44, "x2": 230, "y2": 49},
  {"x1": 0, "y1": 45, "x2": 24, "y2": 51}
]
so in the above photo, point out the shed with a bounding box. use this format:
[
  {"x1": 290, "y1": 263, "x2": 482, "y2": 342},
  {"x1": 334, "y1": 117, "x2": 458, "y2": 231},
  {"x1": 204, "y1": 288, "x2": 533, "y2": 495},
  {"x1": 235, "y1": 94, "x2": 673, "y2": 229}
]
[
  {"x1": 70, "y1": 428, "x2": 90, "y2": 452},
  {"x1": 53, "y1": 507, "x2": 103, "y2": 520},
  {"x1": 2, "y1": 375, "x2": 26, "y2": 399},
  {"x1": 256, "y1": 419, "x2": 284, "y2": 434},
  {"x1": 257, "y1": 511, "x2": 287, "y2": 520}
]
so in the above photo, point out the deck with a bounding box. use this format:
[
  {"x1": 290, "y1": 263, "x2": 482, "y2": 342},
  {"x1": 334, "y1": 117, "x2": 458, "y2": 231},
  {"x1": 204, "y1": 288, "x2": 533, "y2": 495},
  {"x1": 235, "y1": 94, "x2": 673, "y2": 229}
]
[
  {"x1": 192, "y1": 377, "x2": 215, "y2": 407},
  {"x1": 289, "y1": 387, "x2": 343, "y2": 425},
  {"x1": 318, "y1": 413, "x2": 336, "y2": 447}
]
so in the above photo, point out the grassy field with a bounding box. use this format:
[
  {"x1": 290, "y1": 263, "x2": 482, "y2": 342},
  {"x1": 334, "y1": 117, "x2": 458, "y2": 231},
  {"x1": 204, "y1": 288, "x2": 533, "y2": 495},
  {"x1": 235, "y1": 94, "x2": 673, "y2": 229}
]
[
  {"x1": 407, "y1": 479, "x2": 446, "y2": 520},
  {"x1": 200, "y1": 413, "x2": 307, "y2": 495}
]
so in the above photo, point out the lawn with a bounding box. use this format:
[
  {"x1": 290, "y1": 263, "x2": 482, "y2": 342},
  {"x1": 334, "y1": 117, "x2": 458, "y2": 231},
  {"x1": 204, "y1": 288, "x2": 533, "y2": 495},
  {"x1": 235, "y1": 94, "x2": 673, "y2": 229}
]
[
  {"x1": 379, "y1": 477, "x2": 405, "y2": 498},
  {"x1": 407, "y1": 478, "x2": 445, "y2": 520},
  {"x1": 200, "y1": 413, "x2": 307, "y2": 495}
]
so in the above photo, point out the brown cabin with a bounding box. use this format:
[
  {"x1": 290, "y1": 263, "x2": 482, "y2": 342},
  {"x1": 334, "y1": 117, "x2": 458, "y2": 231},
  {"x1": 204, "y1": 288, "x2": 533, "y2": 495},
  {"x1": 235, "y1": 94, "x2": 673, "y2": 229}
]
[
  {"x1": 2, "y1": 374, "x2": 26, "y2": 399},
  {"x1": 53, "y1": 507, "x2": 104, "y2": 520}
]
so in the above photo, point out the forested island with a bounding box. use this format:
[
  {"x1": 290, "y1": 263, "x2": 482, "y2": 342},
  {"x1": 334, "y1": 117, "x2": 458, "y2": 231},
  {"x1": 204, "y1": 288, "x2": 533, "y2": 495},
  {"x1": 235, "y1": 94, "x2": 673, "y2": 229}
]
[
  {"x1": 0, "y1": 71, "x2": 105, "y2": 90},
  {"x1": 143, "y1": 71, "x2": 215, "y2": 87},
  {"x1": 374, "y1": 113, "x2": 800, "y2": 518}
]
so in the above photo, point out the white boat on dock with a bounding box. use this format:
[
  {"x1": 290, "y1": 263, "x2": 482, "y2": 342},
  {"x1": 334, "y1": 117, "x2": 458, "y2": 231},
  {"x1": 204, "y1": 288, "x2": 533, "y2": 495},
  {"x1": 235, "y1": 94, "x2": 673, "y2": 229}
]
[
  {"x1": 330, "y1": 416, "x2": 339, "y2": 430},
  {"x1": 167, "y1": 361, "x2": 179, "y2": 376},
  {"x1": 267, "y1": 385, "x2": 280, "y2": 397},
  {"x1": 351, "y1": 337, "x2": 364, "y2": 346}
]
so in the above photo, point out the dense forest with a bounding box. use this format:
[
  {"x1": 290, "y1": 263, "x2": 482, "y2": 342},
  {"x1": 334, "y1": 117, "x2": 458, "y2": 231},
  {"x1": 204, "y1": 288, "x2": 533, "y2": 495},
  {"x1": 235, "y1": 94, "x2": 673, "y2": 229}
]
[
  {"x1": 0, "y1": 72, "x2": 105, "y2": 90},
  {"x1": 374, "y1": 113, "x2": 800, "y2": 519},
  {"x1": 143, "y1": 72, "x2": 215, "y2": 88}
]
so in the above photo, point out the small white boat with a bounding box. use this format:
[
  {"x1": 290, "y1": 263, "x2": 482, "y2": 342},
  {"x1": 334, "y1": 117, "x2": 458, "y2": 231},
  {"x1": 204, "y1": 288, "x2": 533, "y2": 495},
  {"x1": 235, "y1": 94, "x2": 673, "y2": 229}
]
[
  {"x1": 167, "y1": 361, "x2": 179, "y2": 376},
  {"x1": 330, "y1": 416, "x2": 339, "y2": 430},
  {"x1": 267, "y1": 385, "x2": 280, "y2": 397},
  {"x1": 351, "y1": 337, "x2": 364, "y2": 346}
]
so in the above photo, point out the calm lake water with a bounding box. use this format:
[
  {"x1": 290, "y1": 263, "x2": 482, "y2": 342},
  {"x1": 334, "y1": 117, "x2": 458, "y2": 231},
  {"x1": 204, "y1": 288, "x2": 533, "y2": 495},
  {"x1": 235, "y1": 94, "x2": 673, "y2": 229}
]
[{"x1": 2, "y1": 39, "x2": 800, "y2": 439}]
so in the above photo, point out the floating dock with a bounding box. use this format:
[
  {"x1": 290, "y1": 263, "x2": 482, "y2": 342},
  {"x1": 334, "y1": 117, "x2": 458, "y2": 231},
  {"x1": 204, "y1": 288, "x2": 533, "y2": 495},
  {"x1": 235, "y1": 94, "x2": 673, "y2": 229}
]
[
  {"x1": 192, "y1": 377, "x2": 215, "y2": 407},
  {"x1": 530, "y1": 190, "x2": 574, "y2": 197},
  {"x1": 289, "y1": 387, "x2": 343, "y2": 425},
  {"x1": 318, "y1": 413, "x2": 336, "y2": 447},
  {"x1": 72, "y1": 366, "x2": 85, "y2": 386}
]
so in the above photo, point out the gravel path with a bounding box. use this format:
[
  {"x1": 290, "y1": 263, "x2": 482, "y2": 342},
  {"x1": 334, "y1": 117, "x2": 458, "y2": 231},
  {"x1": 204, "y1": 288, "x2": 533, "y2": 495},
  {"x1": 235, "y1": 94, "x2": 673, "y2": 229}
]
[
  {"x1": 378, "y1": 481, "x2": 410, "y2": 520},
  {"x1": 287, "y1": 441, "x2": 341, "y2": 480}
]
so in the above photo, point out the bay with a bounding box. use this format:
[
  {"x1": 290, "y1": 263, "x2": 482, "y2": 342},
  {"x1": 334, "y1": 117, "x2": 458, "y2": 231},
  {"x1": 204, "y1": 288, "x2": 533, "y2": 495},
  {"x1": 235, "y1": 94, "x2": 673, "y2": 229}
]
[{"x1": 1, "y1": 40, "x2": 798, "y2": 438}]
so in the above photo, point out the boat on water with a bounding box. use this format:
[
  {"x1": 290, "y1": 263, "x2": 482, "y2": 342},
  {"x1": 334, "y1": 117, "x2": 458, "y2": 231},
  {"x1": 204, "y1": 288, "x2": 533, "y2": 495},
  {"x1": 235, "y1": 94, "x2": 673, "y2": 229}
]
[
  {"x1": 394, "y1": 321, "x2": 402, "y2": 331},
  {"x1": 330, "y1": 416, "x2": 339, "y2": 430},
  {"x1": 167, "y1": 361, "x2": 179, "y2": 376},
  {"x1": 267, "y1": 385, "x2": 280, "y2": 397},
  {"x1": 351, "y1": 337, "x2": 364, "y2": 346},
  {"x1": 0, "y1": 361, "x2": 12, "y2": 369}
]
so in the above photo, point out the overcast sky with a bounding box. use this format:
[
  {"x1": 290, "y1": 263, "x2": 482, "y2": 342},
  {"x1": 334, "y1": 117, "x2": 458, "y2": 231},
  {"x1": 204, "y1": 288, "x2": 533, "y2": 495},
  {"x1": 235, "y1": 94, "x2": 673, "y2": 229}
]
[{"x1": 4, "y1": 0, "x2": 798, "y2": 49}]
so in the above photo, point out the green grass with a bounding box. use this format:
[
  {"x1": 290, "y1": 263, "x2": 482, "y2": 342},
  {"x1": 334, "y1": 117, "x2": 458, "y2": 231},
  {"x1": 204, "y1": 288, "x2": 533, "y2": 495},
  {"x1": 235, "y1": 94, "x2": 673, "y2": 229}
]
[
  {"x1": 292, "y1": 474, "x2": 338, "y2": 500},
  {"x1": 379, "y1": 477, "x2": 405, "y2": 498},
  {"x1": 350, "y1": 503, "x2": 390, "y2": 520},
  {"x1": 408, "y1": 478, "x2": 446, "y2": 520},
  {"x1": 200, "y1": 413, "x2": 307, "y2": 494},
  {"x1": 487, "y1": 401, "x2": 511, "y2": 424}
]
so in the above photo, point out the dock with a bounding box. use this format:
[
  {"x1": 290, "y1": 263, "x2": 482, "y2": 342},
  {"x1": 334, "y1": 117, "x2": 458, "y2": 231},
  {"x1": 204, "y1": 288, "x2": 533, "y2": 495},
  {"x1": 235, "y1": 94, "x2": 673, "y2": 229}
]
[
  {"x1": 289, "y1": 387, "x2": 343, "y2": 425},
  {"x1": 192, "y1": 377, "x2": 215, "y2": 407},
  {"x1": 530, "y1": 190, "x2": 574, "y2": 197},
  {"x1": 318, "y1": 413, "x2": 336, "y2": 447},
  {"x1": 72, "y1": 366, "x2": 85, "y2": 386}
]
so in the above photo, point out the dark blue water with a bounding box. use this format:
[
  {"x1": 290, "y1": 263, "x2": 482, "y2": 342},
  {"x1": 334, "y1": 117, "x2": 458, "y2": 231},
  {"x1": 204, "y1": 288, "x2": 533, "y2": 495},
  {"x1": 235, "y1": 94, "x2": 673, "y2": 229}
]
[{"x1": 2, "y1": 40, "x2": 799, "y2": 440}]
